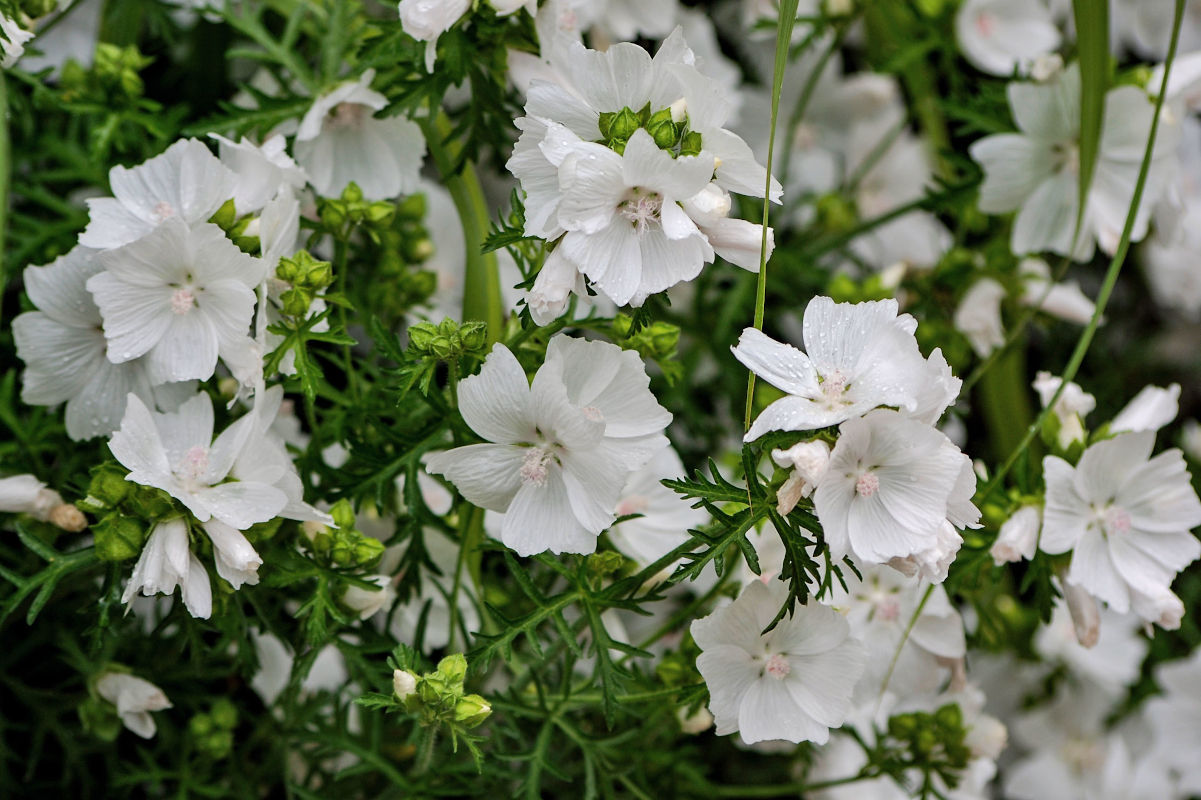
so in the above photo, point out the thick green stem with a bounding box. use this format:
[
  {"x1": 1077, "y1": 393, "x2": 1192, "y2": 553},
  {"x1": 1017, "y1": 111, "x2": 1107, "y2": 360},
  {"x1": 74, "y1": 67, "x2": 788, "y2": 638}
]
[
  {"x1": 977, "y1": 343, "x2": 1034, "y2": 463},
  {"x1": 420, "y1": 114, "x2": 503, "y2": 342}
]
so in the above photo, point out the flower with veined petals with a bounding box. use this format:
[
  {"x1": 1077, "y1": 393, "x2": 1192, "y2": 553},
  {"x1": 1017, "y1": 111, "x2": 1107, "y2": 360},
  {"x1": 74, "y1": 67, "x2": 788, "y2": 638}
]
[
  {"x1": 814, "y1": 408, "x2": 978, "y2": 568},
  {"x1": 1039, "y1": 431, "x2": 1201, "y2": 627},
  {"x1": 425, "y1": 336, "x2": 670, "y2": 556},
  {"x1": 79, "y1": 138, "x2": 237, "y2": 251},
  {"x1": 954, "y1": 0, "x2": 1061, "y2": 77},
  {"x1": 86, "y1": 219, "x2": 264, "y2": 385},
  {"x1": 121, "y1": 517, "x2": 213, "y2": 618},
  {"x1": 731, "y1": 297, "x2": 928, "y2": 441},
  {"x1": 691, "y1": 579, "x2": 865, "y2": 745}
]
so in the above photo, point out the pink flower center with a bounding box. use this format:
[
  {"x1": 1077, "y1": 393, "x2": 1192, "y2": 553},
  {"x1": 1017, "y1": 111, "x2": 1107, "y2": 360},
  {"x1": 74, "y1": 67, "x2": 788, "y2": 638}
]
[
  {"x1": 581, "y1": 405, "x2": 604, "y2": 423},
  {"x1": 764, "y1": 653, "x2": 791, "y2": 680},
  {"x1": 170, "y1": 288, "x2": 196, "y2": 315},
  {"x1": 520, "y1": 447, "x2": 554, "y2": 487},
  {"x1": 819, "y1": 369, "x2": 850, "y2": 408},
  {"x1": 876, "y1": 597, "x2": 900, "y2": 622},
  {"x1": 331, "y1": 102, "x2": 369, "y2": 129},
  {"x1": 1102, "y1": 506, "x2": 1132, "y2": 537},
  {"x1": 178, "y1": 445, "x2": 209, "y2": 483},
  {"x1": 619, "y1": 189, "x2": 663, "y2": 234},
  {"x1": 152, "y1": 201, "x2": 176, "y2": 222},
  {"x1": 975, "y1": 11, "x2": 995, "y2": 37},
  {"x1": 855, "y1": 471, "x2": 880, "y2": 498}
]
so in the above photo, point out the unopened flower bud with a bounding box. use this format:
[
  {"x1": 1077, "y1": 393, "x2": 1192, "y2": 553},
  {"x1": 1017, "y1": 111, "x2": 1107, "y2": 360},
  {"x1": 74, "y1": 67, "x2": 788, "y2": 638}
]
[
  {"x1": 991, "y1": 505, "x2": 1040, "y2": 564},
  {"x1": 458, "y1": 321, "x2": 487, "y2": 352},
  {"x1": 677, "y1": 705, "x2": 713, "y2": 734},
  {"x1": 49, "y1": 504, "x2": 87, "y2": 532},
  {"x1": 1062, "y1": 578, "x2": 1100, "y2": 648},
  {"x1": 408, "y1": 321, "x2": 438, "y2": 352},
  {"x1": 609, "y1": 107, "x2": 640, "y2": 141},
  {"x1": 436, "y1": 653, "x2": 468, "y2": 687},
  {"x1": 393, "y1": 669, "x2": 419, "y2": 701},
  {"x1": 453, "y1": 694, "x2": 492, "y2": 727},
  {"x1": 669, "y1": 98, "x2": 687, "y2": 124}
]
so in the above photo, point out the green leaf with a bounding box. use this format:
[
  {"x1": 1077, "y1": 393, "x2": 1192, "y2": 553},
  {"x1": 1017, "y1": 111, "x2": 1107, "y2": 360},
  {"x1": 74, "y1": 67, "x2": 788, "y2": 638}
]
[{"x1": 1072, "y1": 0, "x2": 1110, "y2": 247}]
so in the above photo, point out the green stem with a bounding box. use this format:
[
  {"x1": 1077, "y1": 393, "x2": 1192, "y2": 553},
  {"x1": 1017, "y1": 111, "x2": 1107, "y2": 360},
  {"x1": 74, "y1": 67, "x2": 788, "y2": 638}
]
[
  {"x1": 976, "y1": 343, "x2": 1033, "y2": 462},
  {"x1": 413, "y1": 727, "x2": 437, "y2": 777},
  {"x1": 0, "y1": 73, "x2": 9, "y2": 327},
  {"x1": 420, "y1": 113, "x2": 503, "y2": 342},
  {"x1": 744, "y1": 0, "x2": 801, "y2": 430},
  {"x1": 978, "y1": 0, "x2": 1185, "y2": 505}
]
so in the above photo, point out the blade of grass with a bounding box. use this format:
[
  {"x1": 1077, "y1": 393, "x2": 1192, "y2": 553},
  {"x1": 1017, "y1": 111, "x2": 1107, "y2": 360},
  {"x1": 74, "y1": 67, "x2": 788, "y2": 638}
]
[
  {"x1": 744, "y1": 0, "x2": 801, "y2": 431},
  {"x1": 1071, "y1": 0, "x2": 1110, "y2": 249}
]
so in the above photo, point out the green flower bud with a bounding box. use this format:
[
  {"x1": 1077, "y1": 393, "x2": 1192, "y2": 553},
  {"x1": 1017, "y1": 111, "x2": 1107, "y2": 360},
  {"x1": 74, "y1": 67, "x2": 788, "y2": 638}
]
[
  {"x1": 597, "y1": 110, "x2": 617, "y2": 139},
  {"x1": 87, "y1": 464, "x2": 132, "y2": 508},
  {"x1": 330, "y1": 499, "x2": 356, "y2": 531},
  {"x1": 211, "y1": 699, "x2": 238, "y2": 730},
  {"x1": 646, "y1": 107, "x2": 673, "y2": 129},
  {"x1": 408, "y1": 321, "x2": 438, "y2": 352},
  {"x1": 280, "y1": 288, "x2": 312, "y2": 317},
  {"x1": 320, "y1": 202, "x2": 347, "y2": 229},
  {"x1": 648, "y1": 120, "x2": 678, "y2": 150},
  {"x1": 366, "y1": 201, "x2": 396, "y2": 225},
  {"x1": 403, "y1": 236, "x2": 435, "y2": 262},
  {"x1": 678, "y1": 130, "x2": 703, "y2": 157},
  {"x1": 131, "y1": 485, "x2": 175, "y2": 519},
  {"x1": 396, "y1": 192, "x2": 427, "y2": 220},
  {"x1": 93, "y1": 514, "x2": 147, "y2": 562},
  {"x1": 22, "y1": 0, "x2": 61, "y2": 18},
  {"x1": 189, "y1": 714, "x2": 215, "y2": 737},
  {"x1": 587, "y1": 550, "x2": 626, "y2": 580},
  {"x1": 436, "y1": 653, "x2": 468, "y2": 687},
  {"x1": 609, "y1": 107, "x2": 641, "y2": 141},
  {"x1": 429, "y1": 336, "x2": 457, "y2": 360},
  {"x1": 612, "y1": 314, "x2": 633, "y2": 338},
  {"x1": 458, "y1": 321, "x2": 488, "y2": 352},
  {"x1": 210, "y1": 198, "x2": 238, "y2": 230},
  {"x1": 454, "y1": 694, "x2": 492, "y2": 728},
  {"x1": 78, "y1": 696, "x2": 122, "y2": 742},
  {"x1": 352, "y1": 536, "x2": 384, "y2": 567},
  {"x1": 341, "y1": 182, "x2": 364, "y2": 204}
]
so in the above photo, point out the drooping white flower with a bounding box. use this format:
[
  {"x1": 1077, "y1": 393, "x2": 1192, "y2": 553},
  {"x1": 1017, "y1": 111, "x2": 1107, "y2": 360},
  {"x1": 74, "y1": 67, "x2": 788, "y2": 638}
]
[
  {"x1": 1032, "y1": 371, "x2": 1095, "y2": 450},
  {"x1": 95, "y1": 672, "x2": 172, "y2": 739},
  {"x1": 121, "y1": 517, "x2": 213, "y2": 618},
  {"x1": 1040, "y1": 431, "x2": 1201, "y2": 626},
  {"x1": 770, "y1": 439, "x2": 830, "y2": 514},
  {"x1": 294, "y1": 70, "x2": 425, "y2": 200},
  {"x1": 732, "y1": 297, "x2": 928, "y2": 441},
  {"x1": 425, "y1": 336, "x2": 670, "y2": 556},
  {"x1": 954, "y1": 277, "x2": 1007, "y2": 357},
  {"x1": 210, "y1": 133, "x2": 307, "y2": 214},
  {"x1": 691, "y1": 579, "x2": 865, "y2": 745},
  {"x1": 80, "y1": 138, "x2": 237, "y2": 251},
  {"x1": 814, "y1": 408, "x2": 979, "y2": 568},
  {"x1": 342, "y1": 574, "x2": 397, "y2": 621},
  {"x1": 86, "y1": 218, "x2": 263, "y2": 384},
  {"x1": 1109, "y1": 383, "x2": 1181, "y2": 434},
  {"x1": 109, "y1": 392, "x2": 288, "y2": 531},
  {"x1": 399, "y1": 0, "x2": 471, "y2": 72},
  {"x1": 0, "y1": 474, "x2": 65, "y2": 521},
  {"x1": 970, "y1": 63, "x2": 1179, "y2": 260},
  {"x1": 992, "y1": 505, "x2": 1041, "y2": 564},
  {"x1": 955, "y1": 0, "x2": 1061, "y2": 77},
  {"x1": 13, "y1": 246, "x2": 155, "y2": 440},
  {"x1": 1, "y1": 15, "x2": 33, "y2": 68},
  {"x1": 1018, "y1": 257, "x2": 1096, "y2": 325}
]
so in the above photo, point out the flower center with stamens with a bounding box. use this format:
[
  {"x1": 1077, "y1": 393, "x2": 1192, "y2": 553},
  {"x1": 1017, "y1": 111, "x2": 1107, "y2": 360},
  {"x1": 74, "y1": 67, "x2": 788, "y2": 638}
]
[
  {"x1": 177, "y1": 445, "x2": 209, "y2": 484},
  {"x1": 818, "y1": 369, "x2": 850, "y2": 408},
  {"x1": 581, "y1": 406, "x2": 604, "y2": 423},
  {"x1": 764, "y1": 653, "x2": 791, "y2": 680},
  {"x1": 520, "y1": 447, "x2": 555, "y2": 487},
  {"x1": 1101, "y1": 505, "x2": 1132, "y2": 537},
  {"x1": 330, "y1": 102, "x2": 369, "y2": 129},
  {"x1": 619, "y1": 189, "x2": 663, "y2": 234},
  {"x1": 152, "y1": 201, "x2": 175, "y2": 222},
  {"x1": 170, "y1": 288, "x2": 197, "y2": 315},
  {"x1": 856, "y1": 471, "x2": 880, "y2": 498}
]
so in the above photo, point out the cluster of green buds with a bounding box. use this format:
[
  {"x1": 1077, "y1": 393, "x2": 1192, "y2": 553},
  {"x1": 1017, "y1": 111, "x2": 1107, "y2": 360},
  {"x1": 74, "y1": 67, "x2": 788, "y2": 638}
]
[
  {"x1": 275, "y1": 250, "x2": 335, "y2": 318},
  {"x1": 317, "y1": 182, "x2": 396, "y2": 241},
  {"x1": 407, "y1": 318, "x2": 488, "y2": 361},
  {"x1": 612, "y1": 313, "x2": 683, "y2": 384},
  {"x1": 374, "y1": 193, "x2": 438, "y2": 318},
  {"x1": 61, "y1": 43, "x2": 153, "y2": 103},
  {"x1": 392, "y1": 654, "x2": 491, "y2": 731},
  {"x1": 304, "y1": 500, "x2": 384, "y2": 568},
  {"x1": 886, "y1": 703, "x2": 971, "y2": 779},
  {"x1": 20, "y1": 0, "x2": 58, "y2": 18},
  {"x1": 189, "y1": 699, "x2": 239, "y2": 759},
  {"x1": 81, "y1": 463, "x2": 177, "y2": 562},
  {"x1": 598, "y1": 101, "x2": 703, "y2": 159}
]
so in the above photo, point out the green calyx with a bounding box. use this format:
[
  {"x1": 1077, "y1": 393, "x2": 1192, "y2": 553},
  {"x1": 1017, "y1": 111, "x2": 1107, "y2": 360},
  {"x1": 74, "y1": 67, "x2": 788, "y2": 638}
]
[{"x1": 597, "y1": 102, "x2": 703, "y2": 159}]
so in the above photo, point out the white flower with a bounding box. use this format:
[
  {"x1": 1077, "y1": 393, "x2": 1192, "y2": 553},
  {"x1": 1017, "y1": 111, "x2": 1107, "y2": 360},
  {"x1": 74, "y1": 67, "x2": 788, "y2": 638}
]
[
  {"x1": 121, "y1": 518, "x2": 213, "y2": 618},
  {"x1": 95, "y1": 672, "x2": 172, "y2": 739},
  {"x1": 1145, "y1": 650, "x2": 1201, "y2": 795},
  {"x1": 79, "y1": 138, "x2": 237, "y2": 250},
  {"x1": 399, "y1": 0, "x2": 471, "y2": 71},
  {"x1": 814, "y1": 408, "x2": 979, "y2": 567},
  {"x1": 907, "y1": 348, "x2": 963, "y2": 426},
  {"x1": 770, "y1": 439, "x2": 830, "y2": 514},
  {"x1": 13, "y1": 246, "x2": 155, "y2": 440},
  {"x1": 294, "y1": 70, "x2": 425, "y2": 200},
  {"x1": 210, "y1": 133, "x2": 307, "y2": 214},
  {"x1": 1109, "y1": 383, "x2": 1181, "y2": 434},
  {"x1": 954, "y1": 277, "x2": 1007, "y2": 357},
  {"x1": 1033, "y1": 371, "x2": 1095, "y2": 450},
  {"x1": 731, "y1": 297, "x2": 928, "y2": 441},
  {"x1": 1019, "y1": 257, "x2": 1096, "y2": 325},
  {"x1": 553, "y1": 129, "x2": 718, "y2": 306},
  {"x1": 1040, "y1": 431, "x2": 1201, "y2": 625},
  {"x1": 86, "y1": 218, "x2": 263, "y2": 384},
  {"x1": 606, "y1": 446, "x2": 708, "y2": 567},
  {"x1": 955, "y1": 0, "x2": 1061, "y2": 77},
  {"x1": 0, "y1": 474, "x2": 64, "y2": 521},
  {"x1": 1035, "y1": 601, "x2": 1148, "y2": 695},
  {"x1": 425, "y1": 337, "x2": 669, "y2": 555},
  {"x1": 691, "y1": 579, "x2": 865, "y2": 745},
  {"x1": 992, "y1": 505, "x2": 1041, "y2": 564},
  {"x1": 970, "y1": 63, "x2": 1179, "y2": 260},
  {"x1": 342, "y1": 575, "x2": 397, "y2": 621},
  {"x1": 1, "y1": 15, "x2": 34, "y2": 68},
  {"x1": 109, "y1": 392, "x2": 288, "y2": 531}
]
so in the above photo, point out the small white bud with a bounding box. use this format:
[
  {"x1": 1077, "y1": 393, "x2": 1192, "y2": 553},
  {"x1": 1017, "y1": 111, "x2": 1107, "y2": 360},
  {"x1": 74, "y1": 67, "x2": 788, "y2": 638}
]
[
  {"x1": 393, "y1": 669, "x2": 418, "y2": 700},
  {"x1": 1031, "y1": 53, "x2": 1064, "y2": 83},
  {"x1": 991, "y1": 506, "x2": 1040, "y2": 564},
  {"x1": 1062, "y1": 579, "x2": 1100, "y2": 648},
  {"x1": 669, "y1": 97, "x2": 687, "y2": 124}
]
